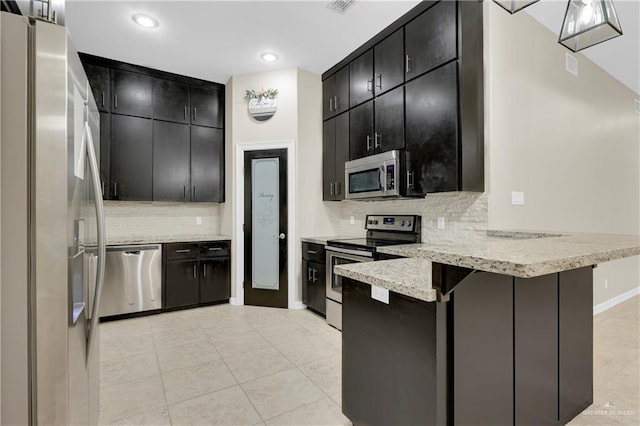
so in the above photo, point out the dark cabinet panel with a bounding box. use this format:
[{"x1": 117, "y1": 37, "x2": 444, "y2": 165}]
[
  {"x1": 322, "y1": 113, "x2": 349, "y2": 201},
  {"x1": 323, "y1": 66, "x2": 350, "y2": 120},
  {"x1": 99, "y1": 113, "x2": 111, "y2": 198},
  {"x1": 190, "y1": 86, "x2": 223, "y2": 128},
  {"x1": 153, "y1": 78, "x2": 190, "y2": 123},
  {"x1": 374, "y1": 28, "x2": 404, "y2": 96},
  {"x1": 322, "y1": 75, "x2": 336, "y2": 120},
  {"x1": 349, "y1": 49, "x2": 374, "y2": 108},
  {"x1": 349, "y1": 100, "x2": 374, "y2": 160},
  {"x1": 111, "y1": 69, "x2": 153, "y2": 118},
  {"x1": 165, "y1": 260, "x2": 200, "y2": 309},
  {"x1": 191, "y1": 126, "x2": 224, "y2": 202},
  {"x1": 84, "y1": 63, "x2": 110, "y2": 112},
  {"x1": 110, "y1": 115, "x2": 152, "y2": 200},
  {"x1": 302, "y1": 259, "x2": 326, "y2": 316},
  {"x1": 374, "y1": 86, "x2": 404, "y2": 153},
  {"x1": 405, "y1": 62, "x2": 459, "y2": 196},
  {"x1": 405, "y1": 0, "x2": 457, "y2": 80},
  {"x1": 153, "y1": 121, "x2": 190, "y2": 201},
  {"x1": 302, "y1": 259, "x2": 311, "y2": 308},
  {"x1": 200, "y1": 258, "x2": 231, "y2": 304},
  {"x1": 454, "y1": 272, "x2": 514, "y2": 426}
]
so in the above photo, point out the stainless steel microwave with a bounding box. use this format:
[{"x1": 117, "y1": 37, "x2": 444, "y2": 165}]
[{"x1": 345, "y1": 150, "x2": 401, "y2": 199}]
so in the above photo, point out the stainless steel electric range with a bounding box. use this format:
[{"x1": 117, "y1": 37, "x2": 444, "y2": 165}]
[{"x1": 325, "y1": 214, "x2": 422, "y2": 330}]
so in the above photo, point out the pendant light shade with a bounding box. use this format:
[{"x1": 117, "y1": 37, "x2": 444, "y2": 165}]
[
  {"x1": 493, "y1": 0, "x2": 539, "y2": 14},
  {"x1": 559, "y1": 0, "x2": 623, "y2": 52}
]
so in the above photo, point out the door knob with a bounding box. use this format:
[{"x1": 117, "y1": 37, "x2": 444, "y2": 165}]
[{"x1": 279, "y1": 233, "x2": 286, "y2": 240}]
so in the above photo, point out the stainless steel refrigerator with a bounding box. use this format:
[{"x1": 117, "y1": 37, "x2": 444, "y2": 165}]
[{"x1": 0, "y1": 12, "x2": 106, "y2": 425}]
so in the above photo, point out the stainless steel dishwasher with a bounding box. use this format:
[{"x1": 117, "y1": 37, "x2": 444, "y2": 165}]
[{"x1": 99, "y1": 244, "x2": 162, "y2": 317}]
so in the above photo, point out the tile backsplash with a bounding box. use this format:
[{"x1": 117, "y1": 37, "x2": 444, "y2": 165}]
[
  {"x1": 339, "y1": 192, "x2": 488, "y2": 241},
  {"x1": 104, "y1": 201, "x2": 221, "y2": 241}
]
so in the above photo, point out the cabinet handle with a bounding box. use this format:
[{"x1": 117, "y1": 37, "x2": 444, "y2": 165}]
[
  {"x1": 367, "y1": 78, "x2": 374, "y2": 93},
  {"x1": 308, "y1": 267, "x2": 313, "y2": 282},
  {"x1": 193, "y1": 264, "x2": 197, "y2": 279},
  {"x1": 114, "y1": 181, "x2": 118, "y2": 197},
  {"x1": 330, "y1": 182, "x2": 335, "y2": 196},
  {"x1": 375, "y1": 132, "x2": 381, "y2": 149},
  {"x1": 183, "y1": 186, "x2": 186, "y2": 199},
  {"x1": 334, "y1": 96, "x2": 338, "y2": 111},
  {"x1": 312, "y1": 269, "x2": 319, "y2": 282},
  {"x1": 407, "y1": 170, "x2": 414, "y2": 189},
  {"x1": 366, "y1": 134, "x2": 372, "y2": 151},
  {"x1": 405, "y1": 55, "x2": 412, "y2": 73},
  {"x1": 193, "y1": 107, "x2": 197, "y2": 121},
  {"x1": 114, "y1": 94, "x2": 118, "y2": 109},
  {"x1": 329, "y1": 97, "x2": 333, "y2": 112},
  {"x1": 208, "y1": 247, "x2": 223, "y2": 251},
  {"x1": 184, "y1": 106, "x2": 187, "y2": 120},
  {"x1": 203, "y1": 264, "x2": 207, "y2": 278},
  {"x1": 101, "y1": 92, "x2": 105, "y2": 108},
  {"x1": 176, "y1": 249, "x2": 191, "y2": 253},
  {"x1": 376, "y1": 74, "x2": 382, "y2": 90},
  {"x1": 308, "y1": 250, "x2": 319, "y2": 255},
  {"x1": 101, "y1": 181, "x2": 105, "y2": 196}
]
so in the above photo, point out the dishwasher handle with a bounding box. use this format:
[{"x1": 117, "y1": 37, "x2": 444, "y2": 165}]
[
  {"x1": 106, "y1": 245, "x2": 161, "y2": 253},
  {"x1": 124, "y1": 251, "x2": 141, "y2": 255}
]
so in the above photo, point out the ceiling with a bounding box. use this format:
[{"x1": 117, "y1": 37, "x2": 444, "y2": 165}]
[{"x1": 60, "y1": 0, "x2": 638, "y2": 94}]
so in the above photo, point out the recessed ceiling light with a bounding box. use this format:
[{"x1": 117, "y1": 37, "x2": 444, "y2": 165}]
[
  {"x1": 132, "y1": 14, "x2": 159, "y2": 29},
  {"x1": 260, "y1": 52, "x2": 279, "y2": 63}
]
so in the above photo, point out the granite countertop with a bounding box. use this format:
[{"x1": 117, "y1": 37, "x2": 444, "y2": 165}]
[
  {"x1": 377, "y1": 230, "x2": 640, "y2": 278},
  {"x1": 336, "y1": 258, "x2": 437, "y2": 303},
  {"x1": 106, "y1": 235, "x2": 231, "y2": 245},
  {"x1": 300, "y1": 235, "x2": 360, "y2": 245}
]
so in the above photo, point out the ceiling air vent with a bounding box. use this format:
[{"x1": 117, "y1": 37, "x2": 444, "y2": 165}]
[{"x1": 327, "y1": 0, "x2": 356, "y2": 15}]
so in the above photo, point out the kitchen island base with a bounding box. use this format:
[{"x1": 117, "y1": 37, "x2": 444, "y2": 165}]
[{"x1": 342, "y1": 266, "x2": 593, "y2": 425}]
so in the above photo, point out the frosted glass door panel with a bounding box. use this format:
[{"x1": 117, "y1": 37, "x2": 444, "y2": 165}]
[{"x1": 252, "y1": 158, "x2": 280, "y2": 290}]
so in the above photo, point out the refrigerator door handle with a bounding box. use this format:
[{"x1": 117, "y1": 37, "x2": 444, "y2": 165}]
[{"x1": 84, "y1": 120, "x2": 106, "y2": 359}]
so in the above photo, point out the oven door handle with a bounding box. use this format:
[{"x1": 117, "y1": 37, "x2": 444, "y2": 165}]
[{"x1": 325, "y1": 246, "x2": 374, "y2": 258}]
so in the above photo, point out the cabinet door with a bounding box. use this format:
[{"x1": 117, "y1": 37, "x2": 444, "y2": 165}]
[
  {"x1": 110, "y1": 115, "x2": 152, "y2": 200},
  {"x1": 374, "y1": 86, "x2": 404, "y2": 154},
  {"x1": 111, "y1": 69, "x2": 153, "y2": 118},
  {"x1": 153, "y1": 121, "x2": 190, "y2": 201},
  {"x1": 302, "y1": 259, "x2": 311, "y2": 306},
  {"x1": 334, "y1": 66, "x2": 350, "y2": 116},
  {"x1": 349, "y1": 100, "x2": 374, "y2": 160},
  {"x1": 405, "y1": 62, "x2": 459, "y2": 196},
  {"x1": 191, "y1": 126, "x2": 224, "y2": 202},
  {"x1": 190, "y1": 86, "x2": 223, "y2": 128},
  {"x1": 405, "y1": 0, "x2": 457, "y2": 80},
  {"x1": 99, "y1": 113, "x2": 111, "y2": 199},
  {"x1": 153, "y1": 78, "x2": 190, "y2": 123},
  {"x1": 322, "y1": 119, "x2": 336, "y2": 201},
  {"x1": 165, "y1": 260, "x2": 200, "y2": 309},
  {"x1": 334, "y1": 112, "x2": 349, "y2": 199},
  {"x1": 374, "y1": 28, "x2": 404, "y2": 96},
  {"x1": 200, "y1": 258, "x2": 231, "y2": 304},
  {"x1": 322, "y1": 75, "x2": 336, "y2": 120},
  {"x1": 310, "y1": 261, "x2": 326, "y2": 315},
  {"x1": 84, "y1": 63, "x2": 111, "y2": 112},
  {"x1": 350, "y1": 49, "x2": 374, "y2": 108}
]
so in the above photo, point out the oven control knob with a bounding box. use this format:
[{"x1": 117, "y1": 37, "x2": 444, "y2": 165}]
[
  {"x1": 374, "y1": 220, "x2": 379, "y2": 225},
  {"x1": 406, "y1": 221, "x2": 412, "y2": 227},
  {"x1": 368, "y1": 220, "x2": 373, "y2": 225}
]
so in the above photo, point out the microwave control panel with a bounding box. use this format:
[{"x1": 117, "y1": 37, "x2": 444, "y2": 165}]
[{"x1": 386, "y1": 165, "x2": 395, "y2": 190}]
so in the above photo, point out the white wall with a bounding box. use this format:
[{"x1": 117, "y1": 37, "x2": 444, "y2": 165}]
[{"x1": 485, "y1": 2, "x2": 640, "y2": 305}]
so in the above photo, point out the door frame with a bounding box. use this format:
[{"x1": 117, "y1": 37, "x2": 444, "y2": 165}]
[{"x1": 232, "y1": 140, "x2": 298, "y2": 309}]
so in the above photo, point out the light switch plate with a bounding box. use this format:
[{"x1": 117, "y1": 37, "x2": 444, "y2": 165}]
[
  {"x1": 511, "y1": 191, "x2": 525, "y2": 206},
  {"x1": 437, "y1": 217, "x2": 445, "y2": 230},
  {"x1": 195, "y1": 216, "x2": 202, "y2": 225},
  {"x1": 371, "y1": 285, "x2": 389, "y2": 304}
]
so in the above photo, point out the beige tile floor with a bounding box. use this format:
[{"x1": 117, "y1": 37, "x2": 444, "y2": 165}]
[{"x1": 99, "y1": 296, "x2": 639, "y2": 425}]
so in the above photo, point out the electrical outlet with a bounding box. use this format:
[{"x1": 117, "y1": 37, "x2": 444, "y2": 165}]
[
  {"x1": 566, "y1": 53, "x2": 578, "y2": 76},
  {"x1": 511, "y1": 191, "x2": 525, "y2": 206},
  {"x1": 195, "y1": 216, "x2": 202, "y2": 225},
  {"x1": 604, "y1": 279, "x2": 608, "y2": 289},
  {"x1": 350, "y1": 216, "x2": 355, "y2": 225},
  {"x1": 437, "y1": 217, "x2": 445, "y2": 230}
]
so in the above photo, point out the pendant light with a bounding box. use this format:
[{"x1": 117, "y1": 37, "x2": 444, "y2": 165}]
[
  {"x1": 493, "y1": 0, "x2": 539, "y2": 14},
  {"x1": 559, "y1": 0, "x2": 622, "y2": 52}
]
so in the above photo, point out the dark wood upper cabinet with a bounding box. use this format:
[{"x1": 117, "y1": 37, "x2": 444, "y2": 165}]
[
  {"x1": 374, "y1": 86, "x2": 404, "y2": 154},
  {"x1": 111, "y1": 69, "x2": 153, "y2": 118},
  {"x1": 99, "y1": 113, "x2": 111, "y2": 198},
  {"x1": 374, "y1": 28, "x2": 404, "y2": 96},
  {"x1": 153, "y1": 121, "x2": 190, "y2": 202},
  {"x1": 349, "y1": 100, "x2": 374, "y2": 160},
  {"x1": 323, "y1": 113, "x2": 349, "y2": 201},
  {"x1": 405, "y1": 62, "x2": 459, "y2": 196},
  {"x1": 323, "y1": 66, "x2": 349, "y2": 120},
  {"x1": 191, "y1": 126, "x2": 224, "y2": 202},
  {"x1": 349, "y1": 49, "x2": 374, "y2": 108},
  {"x1": 84, "y1": 63, "x2": 110, "y2": 112},
  {"x1": 110, "y1": 115, "x2": 153, "y2": 200},
  {"x1": 153, "y1": 78, "x2": 190, "y2": 124},
  {"x1": 405, "y1": 0, "x2": 457, "y2": 80},
  {"x1": 190, "y1": 86, "x2": 223, "y2": 128}
]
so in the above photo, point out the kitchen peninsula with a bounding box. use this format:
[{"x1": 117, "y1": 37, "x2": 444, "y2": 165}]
[{"x1": 335, "y1": 231, "x2": 640, "y2": 426}]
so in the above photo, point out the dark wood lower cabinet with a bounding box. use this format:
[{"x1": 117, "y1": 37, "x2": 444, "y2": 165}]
[
  {"x1": 342, "y1": 267, "x2": 594, "y2": 426},
  {"x1": 163, "y1": 241, "x2": 231, "y2": 310},
  {"x1": 302, "y1": 259, "x2": 326, "y2": 316}
]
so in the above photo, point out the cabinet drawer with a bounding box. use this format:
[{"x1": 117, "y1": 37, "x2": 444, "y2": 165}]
[
  {"x1": 302, "y1": 242, "x2": 325, "y2": 263},
  {"x1": 200, "y1": 241, "x2": 230, "y2": 258},
  {"x1": 165, "y1": 243, "x2": 199, "y2": 260}
]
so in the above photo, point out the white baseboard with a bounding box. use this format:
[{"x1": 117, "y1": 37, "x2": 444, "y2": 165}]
[
  {"x1": 593, "y1": 287, "x2": 640, "y2": 316},
  {"x1": 229, "y1": 297, "x2": 242, "y2": 306},
  {"x1": 291, "y1": 301, "x2": 306, "y2": 310}
]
